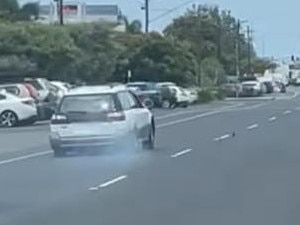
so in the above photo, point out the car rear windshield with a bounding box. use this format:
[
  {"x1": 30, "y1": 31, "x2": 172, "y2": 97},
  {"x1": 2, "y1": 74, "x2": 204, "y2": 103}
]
[{"x1": 59, "y1": 94, "x2": 117, "y2": 114}]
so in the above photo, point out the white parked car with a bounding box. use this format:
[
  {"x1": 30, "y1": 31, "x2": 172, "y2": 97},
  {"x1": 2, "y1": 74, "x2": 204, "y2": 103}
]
[
  {"x1": 0, "y1": 90, "x2": 37, "y2": 127},
  {"x1": 241, "y1": 81, "x2": 264, "y2": 97},
  {"x1": 51, "y1": 81, "x2": 71, "y2": 95},
  {"x1": 49, "y1": 85, "x2": 155, "y2": 157},
  {"x1": 161, "y1": 86, "x2": 189, "y2": 108},
  {"x1": 185, "y1": 88, "x2": 198, "y2": 104}
]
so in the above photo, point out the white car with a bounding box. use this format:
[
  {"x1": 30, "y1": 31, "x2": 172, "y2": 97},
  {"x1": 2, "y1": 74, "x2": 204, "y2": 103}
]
[
  {"x1": 0, "y1": 90, "x2": 37, "y2": 127},
  {"x1": 185, "y1": 88, "x2": 198, "y2": 104},
  {"x1": 51, "y1": 81, "x2": 71, "y2": 95},
  {"x1": 49, "y1": 85, "x2": 155, "y2": 157},
  {"x1": 241, "y1": 81, "x2": 263, "y2": 97}
]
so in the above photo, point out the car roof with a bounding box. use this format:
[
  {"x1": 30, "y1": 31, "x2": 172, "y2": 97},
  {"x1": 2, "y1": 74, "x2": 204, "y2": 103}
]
[
  {"x1": 65, "y1": 85, "x2": 127, "y2": 96},
  {"x1": 127, "y1": 82, "x2": 152, "y2": 85},
  {"x1": 0, "y1": 83, "x2": 23, "y2": 87}
]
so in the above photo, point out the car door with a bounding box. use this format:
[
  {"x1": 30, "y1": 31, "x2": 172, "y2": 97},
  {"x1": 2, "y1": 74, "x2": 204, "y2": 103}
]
[{"x1": 0, "y1": 94, "x2": 7, "y2": 114}]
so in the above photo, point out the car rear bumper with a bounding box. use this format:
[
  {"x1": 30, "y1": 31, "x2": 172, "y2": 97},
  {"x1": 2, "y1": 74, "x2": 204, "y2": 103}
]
[{"x1": 49, "y1": 132, "x2": 128, "y2": 150}]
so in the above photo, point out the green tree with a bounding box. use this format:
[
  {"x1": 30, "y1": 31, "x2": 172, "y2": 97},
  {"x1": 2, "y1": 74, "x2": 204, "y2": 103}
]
[
  {"x1": 0, "y1": 0, "x2": 19, "y2": 20},
  {"x1": 113, "y1": 32, "x2": 197, "y2": 85},
  {"x1": 164, "y1": 4, "x2": 256, "y2": 83},
  {"x1": 19, "y1": 2, "x2": 39, "y2": 21}
]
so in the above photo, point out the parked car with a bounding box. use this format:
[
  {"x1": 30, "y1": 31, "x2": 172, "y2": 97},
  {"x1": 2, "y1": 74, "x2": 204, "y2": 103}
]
[
  {"x1": 127, "y1": 86, "x2": 155, "y2": 109},
  {"x1": 25, "y1": 78, "x2": 59, "y2": 102},
  {"x1": 160, "y1": 86, "x2": 189, "y2": 108},
  {"x1": 262, "y1": 81, "x2": 274, "y2": 94},
  {"x1": 0, "y1": 83, "x2": 31, "y2": 99},
  {"x1": 221, "y1": 83, "x2": 243, "y2": 97},
  {"x1": 25, "y1": 78, "x2": 60, "y2": 120},
  {"x1": 185, "y1": 88, "x2": 198, "y2": 104},
  {"x1": 156, "y1": 82, "x2": 176, "y2": 88},
  {"x1": 241, "y1": 81, "x2": 264, "y2": 97},
  {"x1": 49, "y1": 85, "x2": 155, "y2": 157},
  {"x1": 23, "y1": 83, "x2": 39, "y2": 101},
  {"x1": 275, "y1": 81, "x2": 287, "y2": 93},
  {"x1": 126, "y1": 82, "x2": 162, "y2": 107},
  {"x1": 51, "y1": 81, "x2": 71, "y2": 95},
  {"x1": 0, "y1": 90, "x2": 37, "y2": 127}
]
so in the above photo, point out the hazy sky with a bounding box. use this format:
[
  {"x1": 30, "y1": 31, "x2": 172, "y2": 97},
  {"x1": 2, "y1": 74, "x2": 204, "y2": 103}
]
[{"x1": 19, "y1": 0, "x2": 300, "y2": 57}]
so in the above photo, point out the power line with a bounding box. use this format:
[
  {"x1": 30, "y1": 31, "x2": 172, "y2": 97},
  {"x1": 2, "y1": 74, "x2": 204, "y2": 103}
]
[{"x1": 149, "y1": 0, "x2": 198, "y2": 23}]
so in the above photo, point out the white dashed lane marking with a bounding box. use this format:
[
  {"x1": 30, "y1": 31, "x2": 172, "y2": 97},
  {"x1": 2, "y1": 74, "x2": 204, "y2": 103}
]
[
  {"x1": 283, "y1": 110, "x2": 292, "y2": 115},
  {"x1": 214, "y1": 134, "x2": 231, "y2": 141},
  {"x1": 171, "y1": 149, "x2": 192, "y2": 158},
  {"x1": 269, "y1": 116, "x2": 277, "y2": 122},
  {"x1": 247, "y1": 124, "x2": 259, "y2": 130},
  {"x1": 89, "y1": 175, "x2": 128, "y2": 191}
]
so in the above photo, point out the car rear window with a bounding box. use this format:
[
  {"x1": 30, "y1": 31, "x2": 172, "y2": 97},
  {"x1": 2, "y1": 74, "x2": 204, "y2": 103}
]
[
  {"x1": 59, "y1": 94, "x2": 117, "y2": 114},
  {"x1": 1, "y1": 86, "x2": 20, "y2": 96}
]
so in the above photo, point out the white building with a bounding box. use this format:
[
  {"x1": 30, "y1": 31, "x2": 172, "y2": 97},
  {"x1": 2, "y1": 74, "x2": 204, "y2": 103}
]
[{"x1": 37, "y1": 2, "x2": 125, "y2": 31}]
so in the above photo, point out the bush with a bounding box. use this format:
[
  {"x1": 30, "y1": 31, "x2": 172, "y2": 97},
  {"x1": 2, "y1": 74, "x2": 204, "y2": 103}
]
[{"x1": 197, "y1": 89, "x2": 215, "y2": 103}]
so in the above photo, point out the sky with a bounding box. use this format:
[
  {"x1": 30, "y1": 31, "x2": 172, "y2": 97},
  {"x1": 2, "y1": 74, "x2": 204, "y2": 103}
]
[{"x1": 18, "y1": 0, "x2": 300, "y2": 58}]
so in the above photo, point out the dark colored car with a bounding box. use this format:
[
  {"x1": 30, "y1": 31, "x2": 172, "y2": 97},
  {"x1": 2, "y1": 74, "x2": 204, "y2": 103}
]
[{"x1": 126, "y1": 82, "x2": 162, "y2": 107}]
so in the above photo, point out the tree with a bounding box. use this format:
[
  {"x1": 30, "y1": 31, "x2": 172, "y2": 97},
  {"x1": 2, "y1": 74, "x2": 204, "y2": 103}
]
[
  {"x1": 19, "y1": 3, "x2": 39, "y2": 21},
  {"x1": 0, "y1": 0, "x2": 19, "y2": 20},
  {"x1": 112, "y1": 32, "x2": 197, "y2": 85},
  {"x1": 164, "y1": 4, "x2": 256, "y2": 83},
  {"x1": 123, "y1": 16, "x2": 143, "y2": 34}
]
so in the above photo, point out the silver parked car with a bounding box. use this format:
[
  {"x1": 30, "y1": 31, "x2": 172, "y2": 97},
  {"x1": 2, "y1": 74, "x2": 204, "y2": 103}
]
[{"x1": 49, "y1": 85, "x2": 155, "y2": 157}]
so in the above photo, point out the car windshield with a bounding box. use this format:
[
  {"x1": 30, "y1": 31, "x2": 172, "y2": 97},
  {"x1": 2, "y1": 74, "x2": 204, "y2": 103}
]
[{"x1": 59, "y1": 94, "x2": 116, "y2": 114}]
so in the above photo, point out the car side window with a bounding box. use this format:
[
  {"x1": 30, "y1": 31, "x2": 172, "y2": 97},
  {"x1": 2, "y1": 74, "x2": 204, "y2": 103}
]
[
  {"x1": 128, "y1": 91, "x2": 143, "y2": 108},
  {"x1": 118, "y1": 92, "x2": 131, "y2": 110},
  {"x1": 118, "y1": 91, "x2": 142, "y2": 110}
]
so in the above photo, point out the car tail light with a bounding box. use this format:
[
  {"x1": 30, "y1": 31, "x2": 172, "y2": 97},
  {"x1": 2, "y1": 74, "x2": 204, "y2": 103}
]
[
  {"x1": 51, "y1": 114, "x2": 69, "y2": 124},
  {"x1": 106, "y1": 111, "x2": 125, "y2": 121}
]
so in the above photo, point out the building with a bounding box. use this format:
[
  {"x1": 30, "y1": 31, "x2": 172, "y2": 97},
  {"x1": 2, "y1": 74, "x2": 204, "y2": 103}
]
[{"x1": 37, "y1": 2, "x2": 125, "y2": 31}]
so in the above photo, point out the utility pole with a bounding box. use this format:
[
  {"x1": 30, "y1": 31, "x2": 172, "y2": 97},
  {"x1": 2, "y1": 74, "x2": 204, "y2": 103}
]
[
  {"x1": 53, "y1": 0, "x2": 63, "y2": 25},
  {"x1": 59, "y1": 0, "x2": 64, "y2": 25},
  {"x1": 247, "y1": 25, "x2": 252, "y2": 76},
  {"x1": 145, "y1": 0, "x2": 149, "y2": 33},
  {"x1": 235, "y1": 20, "x2": 241, "y2": 78}
]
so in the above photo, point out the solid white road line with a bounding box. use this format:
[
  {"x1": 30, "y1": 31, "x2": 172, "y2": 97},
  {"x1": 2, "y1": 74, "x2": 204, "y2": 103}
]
[
  {"x1": 247, "y1": 124, "x2": 259, "y2": 130},
  {"x1": 171, "y1": 149, "x2": 192, "y2": 158},
  {"x1": 269, "y1": 116, "x2": 277, "y2": 122},
  {"x1": 283, "y1": 110, "x2": 292, "y2": 115},
  {"x1": 214, "y1": 134, "x2": 230, "y2": 141},
  {"x1": 89, "y1": 175, "x2": 128, "y2": 191},
  {"x1": 0, "y1": 151, "x2": 51, "y2": 166},
  {"x1": 157, "y1": 110, "x2": 220, "y2": 128}
]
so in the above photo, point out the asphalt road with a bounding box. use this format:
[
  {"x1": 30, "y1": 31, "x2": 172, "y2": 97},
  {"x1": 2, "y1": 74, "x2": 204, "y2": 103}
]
[{"x1": 1, "y1": 95, "x2": 300, "y2": 225}]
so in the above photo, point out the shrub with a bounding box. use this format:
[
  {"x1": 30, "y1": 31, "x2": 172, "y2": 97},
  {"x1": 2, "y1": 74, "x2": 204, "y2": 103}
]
[{"x1": 197, "y1": 89, "x2": 215, "y2": 103}]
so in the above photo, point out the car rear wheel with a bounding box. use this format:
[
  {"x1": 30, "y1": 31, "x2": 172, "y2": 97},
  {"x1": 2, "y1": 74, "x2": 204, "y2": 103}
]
[
  {"x1": 0, "y1": 111, "x2": 18, "y2": 127},
  {"x1": 144, "y1": 125, "x2": 155, "y2": 150}
]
